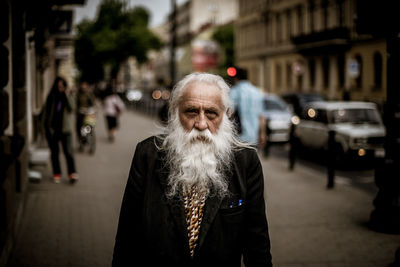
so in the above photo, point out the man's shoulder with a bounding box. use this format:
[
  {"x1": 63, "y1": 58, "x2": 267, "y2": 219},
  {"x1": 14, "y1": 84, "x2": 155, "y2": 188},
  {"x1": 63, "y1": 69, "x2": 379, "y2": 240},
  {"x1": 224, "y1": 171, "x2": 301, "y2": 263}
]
[
  {"x1": 233, "y1": 146, "x2": 259, "y2": 163},
  {"x1": 137, "y1": 136, "x2": 161, "y2": 149},
  {"x1": 131, "y1": 136, "x2": 163, "y2": 165},
  {"x1": 235, "y1": 81, "x2": 261, "y2": 93}
]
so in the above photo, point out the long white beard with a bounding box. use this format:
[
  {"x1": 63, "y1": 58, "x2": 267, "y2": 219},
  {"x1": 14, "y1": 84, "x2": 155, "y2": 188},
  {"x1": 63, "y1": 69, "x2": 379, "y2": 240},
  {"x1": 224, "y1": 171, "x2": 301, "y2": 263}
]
[{"x1": 162, "y1": 114, "x2": 235, "y2": 199}]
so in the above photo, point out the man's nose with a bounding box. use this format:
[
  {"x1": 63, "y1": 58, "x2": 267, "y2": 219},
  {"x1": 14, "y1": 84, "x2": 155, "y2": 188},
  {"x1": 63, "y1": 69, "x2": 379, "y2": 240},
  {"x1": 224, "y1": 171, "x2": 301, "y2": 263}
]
[{"x1": 195, "y1": 114, "x2": 208, "y2": 131}]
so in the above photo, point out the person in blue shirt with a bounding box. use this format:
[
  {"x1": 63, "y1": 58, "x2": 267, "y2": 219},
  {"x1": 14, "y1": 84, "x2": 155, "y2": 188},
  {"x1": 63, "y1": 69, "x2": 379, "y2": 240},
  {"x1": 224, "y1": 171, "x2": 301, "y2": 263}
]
[{"x1": 230, "y1": 67, "x2": 267, "y2": 148}]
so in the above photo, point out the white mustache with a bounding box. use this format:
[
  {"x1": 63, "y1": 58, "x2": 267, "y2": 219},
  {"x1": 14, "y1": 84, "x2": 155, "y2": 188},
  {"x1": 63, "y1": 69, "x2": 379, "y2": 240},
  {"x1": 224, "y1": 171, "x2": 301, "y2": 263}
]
[{"x1": 187, "y1": 129, "x2": 214, "y2": 143}]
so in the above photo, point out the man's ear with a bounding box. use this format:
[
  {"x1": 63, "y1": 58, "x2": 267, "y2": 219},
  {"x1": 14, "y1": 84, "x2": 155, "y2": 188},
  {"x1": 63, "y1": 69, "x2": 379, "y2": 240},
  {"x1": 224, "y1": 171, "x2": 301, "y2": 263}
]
[{"x1": 226, "y1": 108, "x2": 231, "y2": 118}]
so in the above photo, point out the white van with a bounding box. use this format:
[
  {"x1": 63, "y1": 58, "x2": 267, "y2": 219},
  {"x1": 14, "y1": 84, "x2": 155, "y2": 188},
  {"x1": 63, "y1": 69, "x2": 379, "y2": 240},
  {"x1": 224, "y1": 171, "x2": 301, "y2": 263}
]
[{"x1": 294, "y1": 101, "x2": 386, "y2": 160}]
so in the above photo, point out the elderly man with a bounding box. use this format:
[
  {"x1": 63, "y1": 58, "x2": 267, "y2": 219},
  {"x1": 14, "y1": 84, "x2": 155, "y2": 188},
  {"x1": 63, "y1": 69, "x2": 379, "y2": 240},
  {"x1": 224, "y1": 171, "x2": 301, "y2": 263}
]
[{"x1": 112, "y1": 73, "x2": 272, "y2": 267}]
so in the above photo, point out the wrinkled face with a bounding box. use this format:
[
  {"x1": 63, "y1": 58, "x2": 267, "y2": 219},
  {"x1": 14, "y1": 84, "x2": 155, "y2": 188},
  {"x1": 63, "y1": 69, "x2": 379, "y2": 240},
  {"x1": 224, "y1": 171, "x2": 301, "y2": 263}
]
[{"x1": 178, "y1": 82, "x2": 225, "y2": 135}]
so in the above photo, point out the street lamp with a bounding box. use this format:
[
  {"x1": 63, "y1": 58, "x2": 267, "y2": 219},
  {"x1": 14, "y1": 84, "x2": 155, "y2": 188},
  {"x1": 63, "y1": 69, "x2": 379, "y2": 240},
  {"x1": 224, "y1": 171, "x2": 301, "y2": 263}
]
[{"x1": 170, "y1": 0, "x2": 177, "y2": 87}]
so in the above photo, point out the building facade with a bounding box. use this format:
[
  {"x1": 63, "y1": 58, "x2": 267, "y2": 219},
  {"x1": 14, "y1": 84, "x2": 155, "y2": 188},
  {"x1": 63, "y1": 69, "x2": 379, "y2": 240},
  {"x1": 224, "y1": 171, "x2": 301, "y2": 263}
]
[
  {"x1": 161, "y1": 0, "x2": 238, "y2": 83},
  {"x1": 0, "y1": 1, "x2": 84, "y2": 265},
  {"x1": 236, "y1": 0, "x2": 386, "y2": 105}
]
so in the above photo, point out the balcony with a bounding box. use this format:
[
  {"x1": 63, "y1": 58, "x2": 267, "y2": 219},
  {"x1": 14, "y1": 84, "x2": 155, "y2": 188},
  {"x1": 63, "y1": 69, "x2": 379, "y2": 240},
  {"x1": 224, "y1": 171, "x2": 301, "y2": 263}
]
[
  {"x1": 292, "y1": 27, "x2": 351, "y2": 55},
  {"x1": 51, "y1": 0, "x2": 86, "y2": 5}
]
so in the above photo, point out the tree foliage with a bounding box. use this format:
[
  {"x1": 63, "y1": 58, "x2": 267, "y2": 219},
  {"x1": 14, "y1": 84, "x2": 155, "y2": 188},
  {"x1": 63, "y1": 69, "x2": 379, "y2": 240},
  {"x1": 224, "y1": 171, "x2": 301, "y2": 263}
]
[
  {"x1": 212, "y1": 24, "x2": 235, "y2": 69},
  {"x1": 74, "y1": 0, "x2": 162, "y2": 83}
]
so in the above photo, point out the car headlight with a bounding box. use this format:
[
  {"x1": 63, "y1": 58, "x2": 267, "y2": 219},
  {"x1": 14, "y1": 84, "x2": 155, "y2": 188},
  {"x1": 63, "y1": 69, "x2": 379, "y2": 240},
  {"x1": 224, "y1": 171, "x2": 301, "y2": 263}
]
[{"x1": 291, "y1": 115, "x2": 300, "y2": 125}]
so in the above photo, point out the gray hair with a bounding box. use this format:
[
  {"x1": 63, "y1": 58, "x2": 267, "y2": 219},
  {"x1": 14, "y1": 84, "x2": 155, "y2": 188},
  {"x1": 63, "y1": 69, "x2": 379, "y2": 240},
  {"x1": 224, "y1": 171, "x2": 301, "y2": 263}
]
[{"x1": 168, "y1": 72, "x2": 233, "y2": 122}]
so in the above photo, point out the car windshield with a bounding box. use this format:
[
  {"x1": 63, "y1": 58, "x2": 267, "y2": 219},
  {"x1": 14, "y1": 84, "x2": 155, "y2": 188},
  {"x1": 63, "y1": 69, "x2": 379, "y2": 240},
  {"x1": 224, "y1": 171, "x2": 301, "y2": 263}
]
[
  {"x1": 299, "y1": 94, "x2": 324, "y2": 105},
  {"x1": 264, "y1": 98, "x2": 287, "y2": 111},
  {"x1": 331, "y1": 108, "x2": 381, "y2": 124}
]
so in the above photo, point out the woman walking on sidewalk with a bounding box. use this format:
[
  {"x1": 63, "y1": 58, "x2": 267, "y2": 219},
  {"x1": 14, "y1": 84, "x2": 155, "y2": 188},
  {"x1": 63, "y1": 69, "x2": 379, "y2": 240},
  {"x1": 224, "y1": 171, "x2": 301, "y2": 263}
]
[
  {"x1": 41, "y1": 77, "x2": 79, "y2": 183},
  {"x1": 103, "y1": 85, "x2": 125, "y2": 142}
]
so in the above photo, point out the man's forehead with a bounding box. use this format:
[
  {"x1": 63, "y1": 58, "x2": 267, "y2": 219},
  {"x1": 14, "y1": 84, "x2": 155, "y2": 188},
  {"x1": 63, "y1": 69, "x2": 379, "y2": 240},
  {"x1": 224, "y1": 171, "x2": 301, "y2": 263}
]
[
  {"x1": 186, "y1": 80, "x2": 220, "y2": 91},
  {"x1": 180, "y1": 82, "x2": 224, "y2": 107}
]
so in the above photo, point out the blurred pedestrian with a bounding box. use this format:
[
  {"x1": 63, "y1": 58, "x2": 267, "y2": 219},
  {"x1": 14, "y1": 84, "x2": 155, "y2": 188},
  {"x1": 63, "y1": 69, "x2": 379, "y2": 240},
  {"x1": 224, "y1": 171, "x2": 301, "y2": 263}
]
[
  {"x1": 76, "y1": 81, "x2": 96, "y2": 139},
  {"x1": 112, "y1": 72, "x2": 272, "y2": 266},
  {"x1": 41, "y1": 77, "x2": 78, "y2": 183},
  {"x1": 103, "y1": 85, "x2": 125, "y2": 142},
  {"x1": 230, "y1": 67, "x2": 267, "y2": 149}
]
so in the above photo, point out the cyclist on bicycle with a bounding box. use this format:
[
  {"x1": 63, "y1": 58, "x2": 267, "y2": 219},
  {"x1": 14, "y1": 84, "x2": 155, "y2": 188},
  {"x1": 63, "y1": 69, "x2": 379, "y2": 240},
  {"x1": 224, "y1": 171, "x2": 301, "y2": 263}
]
[{"x1": 76, "y1": 81, "x2": 96, "y2": 144}]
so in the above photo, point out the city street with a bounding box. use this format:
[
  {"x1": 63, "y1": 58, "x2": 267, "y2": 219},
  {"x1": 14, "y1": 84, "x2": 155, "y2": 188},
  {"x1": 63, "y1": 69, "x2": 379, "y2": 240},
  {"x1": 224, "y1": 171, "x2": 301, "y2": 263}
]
[{"x1": 7, "y1": 108, "x2": 400, "y2": 267}]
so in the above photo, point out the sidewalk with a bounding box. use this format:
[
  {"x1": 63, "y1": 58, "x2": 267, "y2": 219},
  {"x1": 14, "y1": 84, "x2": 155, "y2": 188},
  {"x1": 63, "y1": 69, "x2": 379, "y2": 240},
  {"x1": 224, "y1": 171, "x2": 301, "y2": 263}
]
[
  {"x1": 6, "y1": 109, "x2": 400, "y2": 267},
  {"x1": 6, "y1": 109, "x2": 160, "y2": 267}
]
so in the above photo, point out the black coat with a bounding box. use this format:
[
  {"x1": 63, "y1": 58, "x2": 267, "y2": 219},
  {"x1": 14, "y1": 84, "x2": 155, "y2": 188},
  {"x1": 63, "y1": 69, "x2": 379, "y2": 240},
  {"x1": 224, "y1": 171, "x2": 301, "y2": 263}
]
[{"x1": 112, "y1": 136, "x2": 272, "y2": 267}]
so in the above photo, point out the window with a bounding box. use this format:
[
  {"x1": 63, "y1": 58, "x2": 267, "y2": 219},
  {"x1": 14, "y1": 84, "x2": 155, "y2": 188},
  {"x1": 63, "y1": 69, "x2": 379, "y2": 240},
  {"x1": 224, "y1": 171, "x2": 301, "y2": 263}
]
[
  {"x1": 355, "y1": 54, "x2": 363, "y2": 89},
  {"x1": 308, "y1": 0, "x2": 315, "y2": 32},
  {"x1": 287, "y1": 63, "x2": 292, "y2": 89},
  {"x1": 287, "y1": 9, "x2": 292, "y2": 39},
  {"x1": 331, "y1": 108, "x2": 381, "y2": 124},
  {"x1": 373, "y1": 52, "x2": 383, "y2": 90},
  {"x1": 337, "y1": 0, "x2": 344, "y2": 27},
  {"x1": 309, "y1": 58, "x2": 315, "y2": 88},
  {"x1": 297, "y1": 5, "x2": 303, "y2": 34},
  {"x1": 338, "y1": 53, "x2": 345, "y2": 89},
  {"x1": 265, "y1": 13, "x2": 271, "y2": 44},
  {"x1": 263, "y1": 98, "x2": 288, "y2": 111},
  {"x1": 322, "y1": 0, "x2": 328, "y2": 29},
  {"x1": 297, "y1": 75, "x2": 303, "y2": 91},
  {"x1": 322, "y1": 56, "x2": 330, "y2": 89},
  {"x1": 276, "y1": 63, "x2": 282, "y2": 89},
  {"x1": 276, "y1": 14, "x2": 282, "y2": 43}
]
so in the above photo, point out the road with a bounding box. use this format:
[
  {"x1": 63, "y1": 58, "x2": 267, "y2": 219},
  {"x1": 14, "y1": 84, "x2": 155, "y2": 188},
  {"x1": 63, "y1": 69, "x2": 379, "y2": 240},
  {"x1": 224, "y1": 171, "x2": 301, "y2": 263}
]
[
  {"x1": 7, "y1": 108, "x2": 400, "y2": 267},
  {"x1": 264, "y1": 143, "x2": 378, "y2": 194}
]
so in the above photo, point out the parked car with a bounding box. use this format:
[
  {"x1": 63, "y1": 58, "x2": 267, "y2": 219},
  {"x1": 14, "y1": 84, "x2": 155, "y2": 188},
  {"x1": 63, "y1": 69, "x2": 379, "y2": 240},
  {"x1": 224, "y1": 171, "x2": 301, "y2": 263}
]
[
  {"x1": 261, "y1": 94, "x2": 295, "y2": 143},
  {"x1": 281, "y1": 92, "x2": 325, "y2": 118},
  {"x1": 294, "y1": 101, "x2": 386, "y2": 161}
]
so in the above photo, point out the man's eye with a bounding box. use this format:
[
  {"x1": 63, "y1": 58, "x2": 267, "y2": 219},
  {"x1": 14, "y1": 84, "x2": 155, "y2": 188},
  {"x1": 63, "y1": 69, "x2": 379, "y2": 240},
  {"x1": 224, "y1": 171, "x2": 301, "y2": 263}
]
[
  {"x1": 206, "y1": 111, "x2": 218, "y2": 118},
  {"x1": 185, "y1": 109, "x2": 198, "y2": 115}
]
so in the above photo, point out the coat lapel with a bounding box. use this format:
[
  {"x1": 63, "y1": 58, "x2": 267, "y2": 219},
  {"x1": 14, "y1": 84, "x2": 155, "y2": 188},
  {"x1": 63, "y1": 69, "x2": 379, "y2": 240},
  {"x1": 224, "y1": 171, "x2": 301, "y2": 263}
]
[
  {"x1": 196, "y1": 155, "x2": 242, "y2": 253},
  {"x1": 196, "y1": 189, "x2": 224, "y2": 251},
  {"x1": 155, "y1": 153, "x2": 191, "y2": 256}
]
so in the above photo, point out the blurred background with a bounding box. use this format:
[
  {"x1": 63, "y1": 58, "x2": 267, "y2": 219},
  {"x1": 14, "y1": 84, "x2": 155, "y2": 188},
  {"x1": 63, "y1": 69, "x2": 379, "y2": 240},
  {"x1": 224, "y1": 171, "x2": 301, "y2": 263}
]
[{"x1": 1, "y1": 0, "x2": 400, "y2": 266}]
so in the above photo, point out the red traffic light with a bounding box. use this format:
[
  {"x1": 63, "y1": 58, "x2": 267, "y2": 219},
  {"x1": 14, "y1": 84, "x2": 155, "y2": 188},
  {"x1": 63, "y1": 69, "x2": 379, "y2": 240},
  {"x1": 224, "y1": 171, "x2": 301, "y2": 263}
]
[{"x1": 227, "y1": 67, "x2": 237, "y2": 77}]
